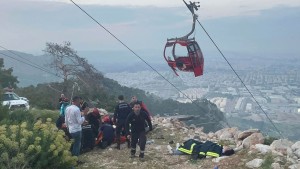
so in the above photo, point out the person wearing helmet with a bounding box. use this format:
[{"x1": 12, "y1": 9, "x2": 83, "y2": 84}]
[
  {"x1": 86, "y1": 108, "x2": 102, "y2": 138},
  {"x1": 99, "y1": 115, "x2": 115, "y2": 149}
]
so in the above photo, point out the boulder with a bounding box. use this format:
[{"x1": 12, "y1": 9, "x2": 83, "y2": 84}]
[
  {"x1": 293, "y1": 149, "x2": 300, "y2": 158},
  {"x1": 271, "y1": 163, "x2": 281, "y2": 169},
  {"x1": 215, "y1": 128, "x2": 227, "y2": 138},
  {"x1": 242, "y1": 133, "x2": 264, "y2": 148},
  {"x1": 287, "y1": 147, "x2": 294, "y2": 157},
  {"x1": 288, "y1": 164, "x2": 300, "y2": 169},
  {"x1": 218, "y1": 128, "x2": 239, "y2": 140},
  {"x1": 246, "y1": 159, "x2": 264, "y2": 168},
  {"x1": 234, "y1": 130, "x2": 241, "y2": 140},
  {"x1": 255, "y1": 144, "x2": 272, "y2": 154},
  {"x1": 287, "y1": 156, "x2": 298, "y2": 164},
  {"x1": 238, "y1": 129, "x2": 260, "y2": 140},
  {"x1": 219, "y1": 130, "x2": 234, "y2": 140},
  {"x1": 270, "y1": 139, "x2": 294, "y2": 155},
  {"x1": 162, "y1": 118, "x2": 170, "y2": 124},
  {"x1": 291, "y1": 141, "x2": 300, "y2": 152},
  {"x1": 208, "y1": 132, "x2": 215, "y2": 139},
  {"x1": 162, "y1": 123, "x2": 172, "y2": 128}
]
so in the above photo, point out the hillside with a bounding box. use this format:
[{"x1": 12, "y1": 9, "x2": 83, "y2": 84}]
[{"x1": 78, "y1": 116, "x2": 300, "y2": 169}]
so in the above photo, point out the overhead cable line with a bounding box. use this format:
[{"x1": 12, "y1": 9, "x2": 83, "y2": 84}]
[
  {"x1": 69, "y1": 0, "x2": 227, "y2": 127},
  {"x1": 196, "y1": 19, "x2": 283, "y2": 139},
  {"x1": 0, "y1": 45, "x2": 60, "y2": 78},
  {"x1": 0, "y1": 51, "x2": 63, "y2": 79}
]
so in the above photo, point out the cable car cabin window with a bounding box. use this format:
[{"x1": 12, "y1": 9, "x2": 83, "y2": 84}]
[
  {"x1": 165, "y1": 44, "x2": 174, "y2": 61},
  {"x1": 173, "y1": 43, "x2": 189, "y2": 59},
  {"x1": 188, "y1": 43, "x2": 200, "y2": 67}
]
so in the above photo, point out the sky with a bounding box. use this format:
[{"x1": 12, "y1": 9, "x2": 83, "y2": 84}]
[{"x1": 0, "y1": 0, "x2": 300, "y2": 64}]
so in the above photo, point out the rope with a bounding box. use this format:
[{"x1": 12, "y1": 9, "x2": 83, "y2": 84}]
[
  {"x1": 0, "y1": 51, "x2": 63, "y2": 79},
  {"x1": 69, "y1": 0, "x2": 226, "y2": 127},
  {"x1": 196, "y1": 19, "x2": 284, "y2": 139}
]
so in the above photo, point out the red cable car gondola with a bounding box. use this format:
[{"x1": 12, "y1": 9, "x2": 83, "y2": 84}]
[{"x1": 164, "y1": 0, "x2": 204, "y2": 77}]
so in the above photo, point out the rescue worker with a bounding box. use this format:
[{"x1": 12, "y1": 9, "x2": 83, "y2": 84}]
[
  {"x1": 192, "y1": 140, "x2": 235, "y2": 160},
  {"x1": 172, "y1": 139, "x2": 235, "y2": 160},
  {"x1": 176, "y1": 139, "x2": 203, "y2": 155},
  {"x1": 126, "y1": 102, "x2": 152, "y2": 159},
  {"x1": 86, "y1": 108, "x2": 102, "y2": 138},
  {"x1": 113, "y1": 95, "x2": 132, "y2": 149},
  {"x1": 130, "y1": 96, "x2": 152, "y2": 132},
  {"x1": 99, "y1": 116, "x2": 115, "y2": 149}
]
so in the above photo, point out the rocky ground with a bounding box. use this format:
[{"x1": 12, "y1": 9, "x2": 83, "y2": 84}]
[{"x1": 78, "y1": 116, "x2": 300, "y2": 169}]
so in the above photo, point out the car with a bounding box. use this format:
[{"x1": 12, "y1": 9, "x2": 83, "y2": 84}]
[{"x1": 2, "y1": 92, "x2": 30, "y2": 110}]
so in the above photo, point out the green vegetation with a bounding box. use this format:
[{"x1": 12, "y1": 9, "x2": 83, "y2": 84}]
[
  {"x1": 0, "y1": 99, "x2": 75, "y2": 169},
  {"x1": 0, "y1": 58, "x2": 19, "y2": 88},
  {"x1": 260, "y1": 153, "x2": 274, "y2": 169},
  {"x1": 0, "y1": 119, "x2": 76, "y2": 169},
  {"x1": 263, "y1": 136, "x2": 278, "y2": 145}
]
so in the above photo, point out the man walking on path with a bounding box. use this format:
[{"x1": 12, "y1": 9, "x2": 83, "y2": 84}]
[{"x1": 126, "y1": 102, "x2": 152, "y2": 159}]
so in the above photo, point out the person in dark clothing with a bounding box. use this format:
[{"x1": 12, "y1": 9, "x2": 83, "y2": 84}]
[
  {"x1": 58, "y1": 93, "x2": 65, "y2": 109},
  {"x1": 79, "y1": 97, "x2": 89, "y2": 112},
  {"x1": 177, "y1": 139, "x2": 203, "y2": 155},
  {"x1": 99, "y1": 116, "x2": 115, "y2": 149},
  {"x1": 192, "y1": 140, "x2": 235, "y2": 160},
  {"x1": 86, "y1": 108, "x2": 102, "y2": 138},
  {"x1": 55, "y1": 115, "x2": 72, "y2": 141},
  {"x1": 114, "y1": 95, "x2": 132, "y2": 149},
  {"x1": 126, "y1": 102, "x2": 152, "y2": 159},
  {"x1": 172, "y1": 139, "x2": 235, "y2": 160}
]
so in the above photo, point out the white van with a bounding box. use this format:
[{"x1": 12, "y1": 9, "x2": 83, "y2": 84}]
[{"x1": 2, "y1": 92, "x2": 30, "y2": 110}]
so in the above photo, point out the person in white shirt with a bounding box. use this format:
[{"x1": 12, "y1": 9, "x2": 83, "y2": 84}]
[{"x1": 65, "y1": 96, "x2": 88, "y2": 157}]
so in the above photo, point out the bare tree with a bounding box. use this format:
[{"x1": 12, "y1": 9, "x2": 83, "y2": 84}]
[{"x1": 44, "y1": 41, "x2": 104, "y2": 93}]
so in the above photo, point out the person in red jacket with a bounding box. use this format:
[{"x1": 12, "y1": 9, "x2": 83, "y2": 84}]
[{"x1": 129, "y1": 96, "x2": 152, "y2": 119}]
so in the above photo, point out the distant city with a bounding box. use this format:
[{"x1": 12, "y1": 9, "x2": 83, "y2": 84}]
[{"x1": 106, "y1": 65, "x2": 300, "y2": 125}]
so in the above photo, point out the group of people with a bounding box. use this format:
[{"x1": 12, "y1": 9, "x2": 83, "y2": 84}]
[
  {"x1": 56, "y1": 94, "x2": 153, "y2": 165},
  {"x1": 57, "y1": 93, "x2": 236, "y2": 167}
]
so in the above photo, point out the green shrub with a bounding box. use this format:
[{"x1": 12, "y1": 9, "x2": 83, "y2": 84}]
[
  {"x1": 0, "y1": 119, "x2": 77, "y2": 169},
  {"x1": 261, "y1": 153, "x2": 274, "y2": 169},
  {"x1": 264, "y1": 136, "x2": 278, "y2": 145},
  {"x1": 7, "y1": 109, "x2": 35, "y2": 125},
  {"x1": 30, "y1": 109, "x2": 59, "y2": 122},
  {"x1": 0, "y1": 105, "x2": 9, "y2": 122}
]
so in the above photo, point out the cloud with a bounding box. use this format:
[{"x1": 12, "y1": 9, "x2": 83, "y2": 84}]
[{"x1": 33, "y1": 0, "x2": 300, "y2": 19}]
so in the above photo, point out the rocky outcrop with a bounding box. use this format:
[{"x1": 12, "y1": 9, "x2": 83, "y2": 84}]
[
  {"x1": 85, "y1": 112, "x2": 300, "y2": 169},
  {"x1": 270, "y1": 139, "x2": 293, "y2": 155},
  {"x1": 238, "y1": 129, "x2": 260, "y2": 140},
  {"x1": 254, "y1": 144, "x2": 272, "y2": 154},
  {"x1": 242, "y1": 133, "x2": 264, "y2": 148},
  {"x1": 246, "y1": 159, "x2": 264, "y2": 168}
]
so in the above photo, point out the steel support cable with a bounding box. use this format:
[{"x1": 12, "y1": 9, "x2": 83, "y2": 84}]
[
  {"x1": 196, "y1": 19, "x2": 284, "y2": 139},
  {"x1": 0, "y1": 45, "x2": 60, "y2": 78},
  {"x1": 0, "y1": 51, "x2": 63, "y2": 79},
  {"x1": 69, "y1": 0, "x2": 225, "y2": 127}
]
